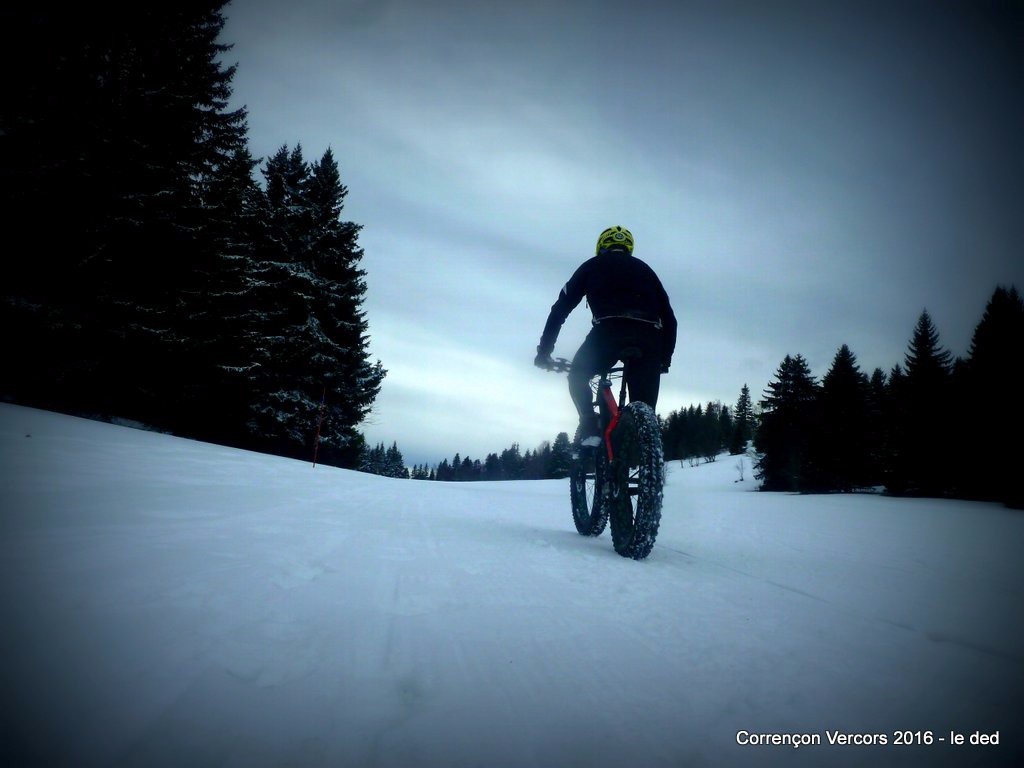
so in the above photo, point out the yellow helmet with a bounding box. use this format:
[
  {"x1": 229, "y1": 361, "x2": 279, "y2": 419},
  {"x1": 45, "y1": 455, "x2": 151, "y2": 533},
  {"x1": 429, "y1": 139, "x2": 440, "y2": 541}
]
[{"x1": 596, "y1": 225, "x2": 634, "y2": 255}]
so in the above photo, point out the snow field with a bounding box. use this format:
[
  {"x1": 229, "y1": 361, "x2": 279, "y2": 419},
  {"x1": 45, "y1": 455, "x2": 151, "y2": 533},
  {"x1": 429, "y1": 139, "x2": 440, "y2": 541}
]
[{"x1": 1, "y1": 403, "x2": 1021, "y2": 767}]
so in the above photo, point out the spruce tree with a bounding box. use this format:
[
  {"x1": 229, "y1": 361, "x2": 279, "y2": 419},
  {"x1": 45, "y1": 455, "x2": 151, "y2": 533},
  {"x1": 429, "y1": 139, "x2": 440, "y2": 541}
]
[
  {"x1": 754, "y1": 354, "x2": 819, "y2": 491},
  {"x1": 244, "y1": 145, "x2": 385, "y2": 465},
  {"x1": 893, "y1": 310, "x2": 953, "y2": 496},
  {"x1": 884, "y1": 364, "x2": 909, "y2": 494},
  {"x1": 522, "y1": 449, "x2": 537, "y2": 479},
  {"x1": 359, "y1": 442, "x2": 389, "y2": 476},
  {"x1": 960, "y1": 286, "x2": 1024, "y2": 506},
  {"x1": 661, "y1": 404, "x2": 703, "y2": 463},
  {"x1": 809, "y1": 344, "x2": 871, "y2": 491},
  {"x1": 183, "y1": 145, "x2": 265, "y2": 444},
  {"x1": 535, "y1": 443, "x2": 553, "y2": 479},
  {"x1": 660, "y1": 410, "x2": 679, "y2": 461},
  {"x1": 906, "y1": 310, "x2": 954, "y2": 378},
  {"x1": 729, "y1": 384, "x2": 755, "y2": 455},
  {"x1": 700, "y1": 402, "x2": 724, "y2": 461},
  {"x1": 549, "y1": 432, "x2": 573, "y2": 479},
  {"x1": 865, "y1": 367, "x2": 889, "y2": 487},
  {"x1": 385, "y1": 443, "x2": 407, "y2": 478},
  {"x1": 1, "y1": 4, "x2": 248, "y2": 424},
  {"x1": 484, "y1": 453, "x2": 502, "y2": 481},
  {"x1": 718, "y1": 405, "x2": 733, "y2": 458},
  {"x1": 500, "y1": 444, "x2": 525, "y2": 480}
]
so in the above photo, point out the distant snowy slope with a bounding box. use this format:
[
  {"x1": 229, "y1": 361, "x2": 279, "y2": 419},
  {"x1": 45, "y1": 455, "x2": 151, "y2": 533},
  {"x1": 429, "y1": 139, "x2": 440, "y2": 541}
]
[{"x1": 1, "y1": 403, "x2": 1021, "y2": 767}]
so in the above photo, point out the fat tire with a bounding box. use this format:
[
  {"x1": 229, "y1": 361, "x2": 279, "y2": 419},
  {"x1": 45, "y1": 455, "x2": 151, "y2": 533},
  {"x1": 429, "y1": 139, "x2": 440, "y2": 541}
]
[
  {"x1": 607, "y1": 402, "x2": 665, "y2": 559},
  {"x1": 569, "y1": 426, "x2": 609, "y2": 536}
]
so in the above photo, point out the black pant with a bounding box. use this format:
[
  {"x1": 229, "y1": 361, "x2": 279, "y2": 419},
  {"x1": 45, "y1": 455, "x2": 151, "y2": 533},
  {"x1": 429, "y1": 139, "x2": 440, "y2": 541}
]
[{"x1": 569, "y1": 318, "x2": 663, "y2": 422}]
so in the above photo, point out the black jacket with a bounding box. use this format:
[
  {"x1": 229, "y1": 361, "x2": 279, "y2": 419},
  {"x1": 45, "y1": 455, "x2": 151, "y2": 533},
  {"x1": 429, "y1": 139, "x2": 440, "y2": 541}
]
[{"x1": 539, "y1": 249, "x2": 677, "y2": 365}]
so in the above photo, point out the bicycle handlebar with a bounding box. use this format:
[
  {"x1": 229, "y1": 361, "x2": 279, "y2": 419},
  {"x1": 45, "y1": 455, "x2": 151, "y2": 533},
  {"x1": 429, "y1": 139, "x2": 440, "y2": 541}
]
[{"x1": 543, "y1": 357, "x2": 625, "y2": 376}]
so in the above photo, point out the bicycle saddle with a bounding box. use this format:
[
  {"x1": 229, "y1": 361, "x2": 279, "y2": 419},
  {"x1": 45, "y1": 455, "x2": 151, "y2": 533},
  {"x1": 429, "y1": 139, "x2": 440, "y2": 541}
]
[{"x1": 618, "y1": 346, "x2": 643, "y2": 361}]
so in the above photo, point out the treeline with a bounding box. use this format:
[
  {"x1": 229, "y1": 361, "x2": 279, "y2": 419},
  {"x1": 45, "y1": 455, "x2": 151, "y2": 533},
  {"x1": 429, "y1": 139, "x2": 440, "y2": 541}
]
[
  {"x1": 428, "y1": 434, "x2": 575, "y2": 481},
  {"x1": 355, "y1": 284, "x2": 1020, "y2": 502},
  {"x1": 360, "y1": 435, "x2": 576, "y2": 482},
  {"x1": 1, "y1": 5, "x2": 384, "y2": 468},
  {"x1": 753, "y1": 286, "x2": 1023, "y2": 508},
  {"x1": 661, "y1": 384, "x2": 755, "y2": 464},
  {"x1": 358, "y1": 442, "x2": 409, "y2": 479}
]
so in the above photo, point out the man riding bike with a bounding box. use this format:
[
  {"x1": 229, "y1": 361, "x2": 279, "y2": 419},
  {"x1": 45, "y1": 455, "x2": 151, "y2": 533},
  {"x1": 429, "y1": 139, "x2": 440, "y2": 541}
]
[{"x1": 534, "y1": 226, "x2": 677, "y2": 447}]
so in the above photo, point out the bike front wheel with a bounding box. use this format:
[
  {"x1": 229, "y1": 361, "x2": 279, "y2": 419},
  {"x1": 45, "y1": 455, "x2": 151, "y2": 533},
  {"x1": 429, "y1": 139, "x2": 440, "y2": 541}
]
[
  {"x1": 606, "y1": 401, "x2": 665, "y2": 559},
  {"x1": 569, "y1": 427, "x2": 609, "y2": 536}
]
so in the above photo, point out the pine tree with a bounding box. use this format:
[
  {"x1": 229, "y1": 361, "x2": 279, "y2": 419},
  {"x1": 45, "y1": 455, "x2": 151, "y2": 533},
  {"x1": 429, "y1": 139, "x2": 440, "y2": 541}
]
[
  {"x1": 660, "y1": 410, "x2": 679, "y2": 461},
  {"x1": 359, "y1": 442, "x2": 389, "y2": 476},
  {"x1": 484, "y1": 453, "x2": 502, "y2": 481},
  {"x1": 883, "y1": 364, "x2": 908, "y2": 494},
  {"x1": 384, "y1": 442, "x2": 407, "y2": 478},
  {"x1": 891, "y1": 310, "x2": 953, "y2": 496},
  {"x1": 700, "y1": 401, "x2": 724, "y2": 461},
  {"x1": 754, "y1": 354, "x2": 819, "y2": 491},
  {"x1": 718, "y1": 404, "x2": 733, "y2": 457},
  {"x1": 906, "y1": 310, "x2": 953, "y2": 379},
  {"x1": 522, "y1": 449, "x2": 536, "y2": 479},
  {"x1": 960, "y1": 286, "x2": 1024, "y2": 506},
  {"x1": 1, "y1": 4, "x2": 248, "y2": 424},
  {"x1": 808, "y1": 344, "x2": 871, "y2": 491},
  {"x1": 549, "y1": 432, "x2": 573, "y2": 479},
  {"x1": 661, "y1": 404, "x2": 709, "y2": 463},
  {"x1": 500, "y1": 444, "x2": 524, "y2": 480},
  {"x1": 729, "y1": 384, "x2": 755, "y2": 455},
  {"x1": 521, "y1": 442, "x2": 552, "y2": 479},
  {"x1": 242, "y1": 145, "x2": 385, "y2": 465},
  {"x1": 865, "y1": 367, "x2": 889, "y2": 486},
  {"x1": 181, "y1": 145, "x2": 266, "y2": 444}
]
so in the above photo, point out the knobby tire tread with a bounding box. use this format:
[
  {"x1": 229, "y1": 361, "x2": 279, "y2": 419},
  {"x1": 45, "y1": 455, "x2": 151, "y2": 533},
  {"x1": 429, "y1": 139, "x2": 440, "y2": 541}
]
[
  {"x1": 607, "y1": 402, "x2": 665, "y2": 559},
  {"x1": 570, "y1": 425, "x2": 608, "y2": 536}
]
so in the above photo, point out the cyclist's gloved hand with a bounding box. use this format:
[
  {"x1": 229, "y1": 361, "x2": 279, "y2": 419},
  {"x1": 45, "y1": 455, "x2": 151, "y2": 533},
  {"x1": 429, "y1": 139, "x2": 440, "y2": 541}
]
[
  {"x1": 534, "y1": 348, "x2": 554, "y2": 370},
  {"x1": 661, "y1": 359, "x2": 671, "y2": 374}
]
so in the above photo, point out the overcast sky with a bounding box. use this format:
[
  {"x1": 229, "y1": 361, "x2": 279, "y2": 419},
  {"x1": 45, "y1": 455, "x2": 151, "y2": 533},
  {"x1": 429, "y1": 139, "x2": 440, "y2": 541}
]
[{"x1": 220, "y1": 0, "x2": 1023, "y2": 466}]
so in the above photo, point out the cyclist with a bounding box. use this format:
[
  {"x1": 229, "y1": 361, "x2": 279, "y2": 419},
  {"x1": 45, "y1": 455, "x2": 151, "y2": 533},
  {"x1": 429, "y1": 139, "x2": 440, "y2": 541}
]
[{"x1": 534, "y1": 226, "x2": 677, "y2": 447}]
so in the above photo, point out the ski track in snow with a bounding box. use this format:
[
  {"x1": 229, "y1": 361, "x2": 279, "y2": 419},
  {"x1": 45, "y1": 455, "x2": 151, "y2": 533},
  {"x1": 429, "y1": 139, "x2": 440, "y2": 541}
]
[{"x1": 1, "y1": 403, "x2": 1022, "y2": 768}]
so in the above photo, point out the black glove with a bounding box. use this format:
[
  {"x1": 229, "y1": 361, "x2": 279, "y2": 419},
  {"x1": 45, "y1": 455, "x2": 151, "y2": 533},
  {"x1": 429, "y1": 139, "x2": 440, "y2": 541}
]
[
  {"x1": 534, "y1": 348, "x2": 554, "y2": 370},
  {"x1": 661, "y1": 360, "x2": 671, "y2": 374}
]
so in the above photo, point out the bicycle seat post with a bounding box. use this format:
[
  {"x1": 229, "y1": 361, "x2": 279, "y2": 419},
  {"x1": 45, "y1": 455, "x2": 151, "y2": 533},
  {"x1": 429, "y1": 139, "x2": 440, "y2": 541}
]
[{"x1": 617, "y1": 346, "x2": 642, "y2": 409}]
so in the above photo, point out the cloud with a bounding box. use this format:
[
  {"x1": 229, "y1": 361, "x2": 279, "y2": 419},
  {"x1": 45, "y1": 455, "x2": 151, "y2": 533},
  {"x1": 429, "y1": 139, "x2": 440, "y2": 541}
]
[
  {"x1": 223, "y1": 0, "x2": 1024, "y2": 464},
  {"x1": 362, "y1": 315, "x2": 577, "y2": 461}
]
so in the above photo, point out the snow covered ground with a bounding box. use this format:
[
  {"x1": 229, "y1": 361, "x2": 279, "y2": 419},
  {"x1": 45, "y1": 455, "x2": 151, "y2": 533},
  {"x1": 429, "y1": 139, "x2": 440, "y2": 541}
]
[{"x1": 1, "y1": 402, "x2": 1021, "y2": 768}]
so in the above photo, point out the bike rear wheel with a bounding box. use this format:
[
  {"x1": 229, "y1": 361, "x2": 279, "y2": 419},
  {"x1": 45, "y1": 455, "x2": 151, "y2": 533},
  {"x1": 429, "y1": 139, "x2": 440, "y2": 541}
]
[
  {"x1": 569, "y1": 426, "x2": 609, "y2": 536},
  {"x1": 607, "y1": 402, "x2": 665, "y2": 559}
]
